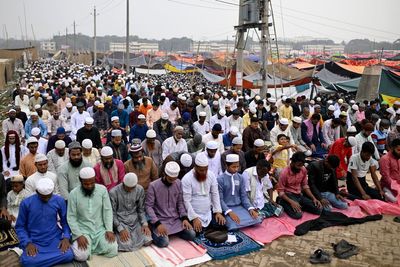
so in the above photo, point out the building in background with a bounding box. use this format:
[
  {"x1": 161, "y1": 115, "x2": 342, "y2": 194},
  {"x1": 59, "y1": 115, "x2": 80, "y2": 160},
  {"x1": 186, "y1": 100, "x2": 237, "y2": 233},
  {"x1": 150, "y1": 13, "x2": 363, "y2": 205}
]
[
  {"x1": 40, "y1": 41, "x2": 56, "y2": 53},
  {"x1": 109, "y1": 42, "x2": 159, "y2": 53}
]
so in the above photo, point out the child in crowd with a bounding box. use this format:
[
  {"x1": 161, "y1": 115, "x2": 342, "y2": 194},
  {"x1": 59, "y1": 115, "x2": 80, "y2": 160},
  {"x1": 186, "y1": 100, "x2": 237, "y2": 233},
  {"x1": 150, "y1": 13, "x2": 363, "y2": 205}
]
[{"x1": 7, "y1": 175, "x2": 29, "y2": 226}]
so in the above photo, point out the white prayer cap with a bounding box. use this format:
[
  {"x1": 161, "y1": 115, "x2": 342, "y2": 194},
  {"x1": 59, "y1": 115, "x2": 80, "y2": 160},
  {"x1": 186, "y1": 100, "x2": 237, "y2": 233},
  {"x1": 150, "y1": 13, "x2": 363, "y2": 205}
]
[
  {"x1": 268, "y1": 98, "x2": 276, "y2": 103},
  {"x1": 146, "y1": 129, "x2": 156, "y2": 138},
  {"x1": 201, "y1": 99, "x2": 208, "y2": 106},
  {"x1": 316, "y1": 97, "x2": 321, "y2": 102},
  {"x1": 35, "y1": 153, "x2": 48, "y2": 163},
  {"x1": 255, "y1": 95, "x2": 261, "y2": 101},
  {"x1": 328, "y1": 105, "x2": 336, "y2": 111},
  {"x1": 219, "y1": 109, "x2": 226, "y2": 116},
  {"x1": 85, "y1": 117, "x2": 94, "y2": 124},
  {"x1": 279, "y1": 118, "x2": 289, "y2": 125},
  {"x1": 11, "y1": 175, "x2": 24, "y2": 183},
  {"x1": 222, "y1": 92, "x2": 228, "y2": 96},
  {"x1": 350, "y1": 100, "x2": 356, "y2": 104},
  {"x1": 254, "y1": 139, "x2": 264, "y2": 147},
  {"x1": 66, "y1": 103, "x2": 73, "y2": 108},
  {"x1": 394, "y1": 101, "x2": 400, "y2": 105},
  {"x1": 180, "y1": 153, "x2": 193, "y2": 167},
  {"x1": 111, "y1": 116, "x2": 119, "y2": 122},
  {"x1": 396, "y1": 120, "x2": 400, "y2": 127},
  {"x1": 138, "y1": 114, "x2": 146, "y2": 120},
  {"x1": 111, "y1": 129, "x2": 122, "y2": 137},
  {"x1": 386, "y1": 107, "x2": 395, "y2": 115},
  {"x1": 31, "y1": 127, "x2": 41, "y2": 136},
  {"x1": 26, "y1": 136, "x2": 38, "y2": 145},
  {"x1": 82, "y1": 139, "x2": 93, "y2": 149},
  {"x1": 195, "y1": 153, "x2": 209, "y2": 167},
  {"x1": 347, "y1": 136, "x2": 357, "y2": 147},
  {"x1": 232, "y1": 137, "x2": 243, "y2": 145},
  {"x1": 309, "y1": 100, "x2": 315, "y2": 105},
  {"x1": 161, "y1": 113, "x2": 169, "y2": 120},
  {"x1": 229, "y1": 126, "x2": 239, "y2": 136},
  {"x1": 347, "y1": 126, "x2": 357, "y2": 133},
  {"x1": 206, "y1": 141, "x2": 219, "y2": 150},
  {"x1": 292, "y1": 116, "x2": 302, "y2": 124},
  {"x1": 94, "y1": 100, "x2": 100, "y2": 106},
  {"x1": 226, "y1": 154, "x2": 239, "y2": 163},
  {"x1": 327, "y1": 100, "x2": 333, "y2": 104},
  {"x1": 34, "y1": 104, "x2": 41, "y2": 109},
  {"x1": 55, "y1": 140, "x2": 66, "y2": 149},
  {"x1": 123, "y1": 173, "x2": 138, "y2": 187},
  {"x1": 351, "y1": 104, "x2": 359, "y2": 111},
  {"x1": 30, "y1": 112, "x2": 38, "y2": 116},
  {"x1": 8, "y1": 108, "x2": 16, "y2": 113},
  {"x1": 199, "y1": 111, "x2": 206, "y2": 117},
  {"x1": 175, "y1": 126, "x2": 184, "y2": 131},
  {"x1": 338, "y1": 99, "x2": 344, "y2": 104},
  {"x1": 165, "y1": 161, "x2": 180, "y2": 177},
  {"x1": 396, "y1": 109, "x2": 400, "y2": 115},
  {"x1": 101, "y1": 146, "x2": 113, "y2": 157},
  {"x1": 249, "y1": 107, "x2": 257, "y2": 114},
  {"x1": 36, "y1": 178, "x2": 54, "y2": 195},
  {"x1": 212, "y1": 101, "x2": 219, "y2": 106},
  {"x1": 225, "y1": 103, "x2": 231, "y2": 107},
  {"x1": 79, "y1": 167, "x2": 96, "y2": 179}
]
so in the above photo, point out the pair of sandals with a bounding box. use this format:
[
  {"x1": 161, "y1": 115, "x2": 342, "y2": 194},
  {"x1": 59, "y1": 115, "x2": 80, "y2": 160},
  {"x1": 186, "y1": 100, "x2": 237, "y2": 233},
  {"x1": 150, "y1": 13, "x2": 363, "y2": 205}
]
[{"x1": 309, "y1": 239, "x2": 359, "y2": 264}]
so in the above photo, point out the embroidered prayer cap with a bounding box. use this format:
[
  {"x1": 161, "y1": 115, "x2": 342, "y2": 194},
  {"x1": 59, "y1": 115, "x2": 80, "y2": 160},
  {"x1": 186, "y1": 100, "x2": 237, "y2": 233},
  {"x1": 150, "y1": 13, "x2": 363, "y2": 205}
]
[
  {"x1": 123, "y1": 173, "x2": 138, "y2": 187},
  {"x1": 347, "y1": 136, "x2": 357, "y2": 147},
  {"x1": 226, "y1": 154, "x2": 239, "y2": 163},
  {"x1": 195, "y1": 153, "x2": 209, "y2": 167},
  {"x1": 26, "y1": 136, "x2": 38, "y2": 145},
  {"x1": 94, "y1": 100, "x2": 100, "y2": 106},
  {"x1": 66, "y1": 103, "x2": 73, "y2": 108},
  {"x1": 146, "y1": 130, "x2": 156, "y2": 139},
  {"x1": 249, "y1": 107, "x2": 257, "y2": 114},
  {"x1": 56, "y1": 127, "x2": 65, "y2": 134},
  {"x1": 101, "y1": 146, "x2": 113, "y2": 157},
  {"x1": 254, "y1": 139, "x2": 264, "y2": 147},
  {"x1": 201, "y1": 99, "x2": 208, "y2": 106},
  {"x1": 34, "y1": 104, "x2": 41, "y2": 110},
  {"x1": 340, "y1": 111, "x2": 348, "y2": 117},
  {"x1": 36, "y1": 178, "x2": 54, "y2": 195},
  {"x1": 180, "y1": 153, "x2": 193, "y2": 167},
  {"x1": 81, "y1": 139, "x2": 92, "y2": 149},
  {"x1": 165, "y1": 161, "x2": 180, "y2": 177},
  {"x1": 292, "y1": 117, "x2": 302, "y2": 124},
  {"x1": 138, "y1": 114, "x2": 146, "y2": 120},
  {"x1": 35, "y1": 153, "x2": 48, "y2": 163},
  {"x1": 55, "y1": 140, "x2": 66, "y2": 149},
  {"x1": 268, "y1": 98, "x2": 276, "y2": 103},
  {"x1": 85, "y1": 117, "x2": 94, "y2": 124},
  {"x1": 232, "y1": 137, "x2": 243, "y2": 145},
  {"x1": 206, "y1": 141, "x2": 219, "y2": 150},
  {"x1": 111, "y1": 116, "x2": 119, "y2": 122},
  {"x1": 11, "y1": 175, "x2": 24, "y2": 182},
  {"x1": 338, "y1": 99, "x2": 344, "y2": 104},
  {"x1": 31, "y1": 127, "x2": 41, "y2": 136},
  {"x1": 111, "y1": 129, "x2": 122, "y2": 137},
  {"x1": 229, "y1": 126, "x2": 239, "y2": 136},
  {"x1": 79, "y1": 167, "x2": 96, "y2": 179},
  {"x1": 98, "y1": 103, "x2": 104, "y2": 108},
  {"x1": 279, "y1": 118, "x2": 289, "y2": 125},
  {"x1": 129, "y1": 144, "x2": 143, "y2": 153}
]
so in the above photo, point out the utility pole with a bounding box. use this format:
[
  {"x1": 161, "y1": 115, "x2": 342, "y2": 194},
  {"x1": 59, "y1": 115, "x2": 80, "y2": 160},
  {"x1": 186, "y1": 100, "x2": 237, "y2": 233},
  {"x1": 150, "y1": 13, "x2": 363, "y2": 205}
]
[
  {"x1": 125, "y1": 0, "x2": 130, "y2": 73},
  {"x1": 260, "y1": 0, "x2": 269, "y2": 98},
  {"x1": 93, "y1": 6, "x2": 98, "y2": 66},
  {"x1": 65, "y1": 27, "x2": 68, "y2": 47},
  {"x1": 73, "y1": 20, "x2": 76, "y2": 55},
  {"x1": 236, "y1": 0, "x2": 245, "y2": 91}
]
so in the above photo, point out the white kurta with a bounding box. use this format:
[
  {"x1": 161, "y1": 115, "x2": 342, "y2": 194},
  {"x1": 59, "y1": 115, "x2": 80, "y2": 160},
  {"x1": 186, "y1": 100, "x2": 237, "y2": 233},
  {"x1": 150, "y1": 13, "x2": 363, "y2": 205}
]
[
  {"x1": 161, "y1": 136, "x2": 188, "y2": 160},
  {"x1": 210, "y1": 115, "x2": 230, "y2": 134},
  {"x1": 70, "y1": 111, "x2": 91, "y2": 139},
  {"x1": 37, "y1": 137, "x2": 48, "y2": 155},
  {"x1": 202, "y1": 133, "x2": 225, "y2": 154},
  {"x1": 321, "y1": 119, "x2": 340, "y2": 146},
  {"x1": 1, "y1": 145, "x2": 28, "y2": 179},
  {"x1": 15, "y1": 95, "x2": 30, "y2": 114},
  {"x1": 61, "y1": 106, "x2": 78, "y2": 132},
  {"x1": 193, "y1": 121, "x2": 210, "y2": 135},
  {"x1": 25, "y1": 171, "x2": 60, "y2": 195},
  {"x1": 47, "y1": 148, "x2": 69, "y2": 173},
  {"x1": 202, "y1": 151, "x2": 222, "y2": 177},
  {"x1": 181, "y1": 170, "x2": 222, "y2": 227}
]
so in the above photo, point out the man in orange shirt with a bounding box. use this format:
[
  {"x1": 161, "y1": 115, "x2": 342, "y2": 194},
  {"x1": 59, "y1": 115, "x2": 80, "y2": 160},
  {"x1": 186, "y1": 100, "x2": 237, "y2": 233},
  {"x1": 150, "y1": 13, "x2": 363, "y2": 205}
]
[
  {"x1": 328, "y1": 136, "x2": 356, "y2": 179},
  {"x1": 20, "y1": 137, "x2": 39, "y2": 178},
  {"x1": 139, "y1": 97, "x2": 152, "y2": 116}
]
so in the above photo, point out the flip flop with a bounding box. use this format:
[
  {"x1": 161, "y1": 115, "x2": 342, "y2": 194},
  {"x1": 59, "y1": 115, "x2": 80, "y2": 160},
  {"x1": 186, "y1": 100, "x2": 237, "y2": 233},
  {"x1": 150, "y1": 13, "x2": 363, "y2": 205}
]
[
  {"x1": 309, "y1": 249, "x2": 331, "y2": 264},
  {"x1": 332, "y1": 239, "x2": 359, "y2": 259},
  {"x1": 394, "y1": 216, "x2": 400, "y2": 223}
]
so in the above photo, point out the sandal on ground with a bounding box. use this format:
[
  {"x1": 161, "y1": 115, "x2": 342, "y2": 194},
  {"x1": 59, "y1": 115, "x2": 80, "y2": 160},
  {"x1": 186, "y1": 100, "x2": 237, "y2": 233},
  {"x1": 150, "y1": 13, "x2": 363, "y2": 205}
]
[
  {"x1": 332, "y1": 239, "x2": 359, "y2": 259},
  {"x1": 394, "y1": 216, "x2": 400, "y2": 223},
  {"x1": 309, "y1": 249, "x2": 331, "y2": 264}
]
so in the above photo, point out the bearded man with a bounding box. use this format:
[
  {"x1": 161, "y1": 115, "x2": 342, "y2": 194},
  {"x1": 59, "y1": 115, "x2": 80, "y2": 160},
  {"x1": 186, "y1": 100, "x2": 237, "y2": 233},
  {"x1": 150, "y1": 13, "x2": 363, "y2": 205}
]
[{"x1": 94, "y1": 146, "x2": 125, "y2": 191}]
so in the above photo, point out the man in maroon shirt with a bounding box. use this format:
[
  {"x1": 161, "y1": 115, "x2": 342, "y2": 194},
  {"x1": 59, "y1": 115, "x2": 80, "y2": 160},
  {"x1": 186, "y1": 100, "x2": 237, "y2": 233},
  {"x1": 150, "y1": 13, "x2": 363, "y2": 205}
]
[
  {"x1": 379, "y1": 138, "x2": 400, "y2": 203},
  {"x1": 277, "y1": 152, "x2": 322, "y2": 219}
]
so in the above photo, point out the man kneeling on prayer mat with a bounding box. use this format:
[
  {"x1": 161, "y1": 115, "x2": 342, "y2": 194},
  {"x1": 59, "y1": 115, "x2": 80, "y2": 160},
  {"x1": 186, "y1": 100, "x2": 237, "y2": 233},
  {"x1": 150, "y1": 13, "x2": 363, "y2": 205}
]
[
  {"x1": 109, "y1": 173, "x2": 152, "y2": 251},
  {"x1": 67, "y1": 167, "x2": 118, "y2": 261},
  {"x1": 276, "y1": 152, "x2": 323, "y2": 219},
  {"x1": 146, "y1": 161, "x2": 196, "y2": 247},
  {"x1": 243, "y1": 159, "x2": 283, "y2": 219},
  {"x1": 182, "y1": 153, "x2": 226, "y2": 233},
  {"x1": 217, "y1": 154, "x2": 262, "y2": 230},
  {"x1": 16, "y1": 178, "x2": 74, "y2": 266}
]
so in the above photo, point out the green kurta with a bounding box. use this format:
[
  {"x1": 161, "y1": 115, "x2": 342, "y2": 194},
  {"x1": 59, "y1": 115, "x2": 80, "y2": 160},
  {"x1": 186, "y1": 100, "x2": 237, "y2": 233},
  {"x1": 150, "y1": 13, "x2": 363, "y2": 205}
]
[
  {"x1": 58, "y1": 160, "x2": 92, "y2": 200},
  {"x1": 67, "y1": 184, "x2": 118, "y2": 258}
]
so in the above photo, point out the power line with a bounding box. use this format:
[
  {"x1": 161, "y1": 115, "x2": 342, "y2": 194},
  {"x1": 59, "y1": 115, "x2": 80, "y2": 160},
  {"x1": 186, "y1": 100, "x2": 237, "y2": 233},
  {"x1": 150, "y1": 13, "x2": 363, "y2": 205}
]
[{"x1": 167, "y1": 0, "x2": 236, "y2": 11}]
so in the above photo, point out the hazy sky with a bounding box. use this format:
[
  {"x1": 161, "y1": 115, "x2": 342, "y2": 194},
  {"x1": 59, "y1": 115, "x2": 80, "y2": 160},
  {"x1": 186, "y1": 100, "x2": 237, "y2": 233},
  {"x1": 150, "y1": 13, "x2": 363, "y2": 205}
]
[{"x1": 0, "y1": 0, "x2": 398, "y2": 42}]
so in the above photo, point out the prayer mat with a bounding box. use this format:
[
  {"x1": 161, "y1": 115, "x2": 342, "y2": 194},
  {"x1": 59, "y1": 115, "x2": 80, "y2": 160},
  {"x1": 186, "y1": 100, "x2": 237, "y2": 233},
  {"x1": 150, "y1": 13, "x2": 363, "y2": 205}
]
[
  {"x1": 194, "y1": 231, "x2": 262, "y2": 260},
  {"x1": 351, "y1": 199, "x2": 400, "y2": 216},
  {"x1": 0, "y1": 250, "x2": 20, "y2": 267},
  {"x1": 0, "y1": 228, "x2": 19, "y2": 251},
  {"x1": 88, "y1": 250, "x2": 155, "y2": 267},
  {"x1": 54, "y1": 260, "x2": 89, "y2": 267}
]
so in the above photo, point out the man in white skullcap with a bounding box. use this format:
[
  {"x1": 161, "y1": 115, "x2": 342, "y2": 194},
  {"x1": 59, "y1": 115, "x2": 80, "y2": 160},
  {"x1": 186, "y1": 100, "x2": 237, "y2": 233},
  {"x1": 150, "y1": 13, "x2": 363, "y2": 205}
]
[
  {"x1": 60, "y1": 102, "x2": 77, "y2": 133},
  {"x1": 94, "y1": 146, "x2": 125, "y2": 191},
  {"x1": 31, "y1": 127, "x2": 48, "y2": 155},
  {"x1": 181, "y1": 153, "x2": 226, "y2": 233},
  {"x1": 322, "y1": 105, "x2": 336, "y2": 121},
  {"x1": 20, "y1": 137, "x2": 39, "y2": 178},
  {"x1": 16, "y1": 178, "x2": 74, "y2": 266},
  {"x1": 196, "y1": 99, "x2": 212, "y2": 122},
  {"x1": 68, "y1": 167, "x2": 118, "y2": 261},
  {"x1": 141, "y1": 129, "x2": 162, "y2": 167},
  {"x1": 210, "y1": 109, "x2": 229, "y2": 134},
  {"x1": 129, "y1": 114, "x2": 149, "y2": 142},
  {"x1": 162, "y1": 126, "x2": 188, "y2": 160},
  {"x1": 47, "y1": 139, "x2": 69, "y2": 173},
  {"x1": 58, "y1": 141, "x2": 92, "y2": 200},
  {"x1": 221, "y1": 136, "x2": 246, "y2": 173},
  {"x1": 109, "y1": 173, "x2": 152, "y2": 251},
  {"x1": 70, "y1": 102, "x2": 90, "y2": 140},
  {"x1": 81, "y1": 138, "x2": 101, "y2": 167},
  {"x1": 146, "y1": 161, "x2": 195, "y2": 247},
  {"x1": 76, "y1": 117, "x2": 102, "y2": 149},
  {"x1": 2, "y1": 108, "x2": 25, "y2": 139},
  {"x1": 152, "y1": 112, "x2": 174, "y2": 143},
  {"x1": 270, "y1": 118, "x2": 294, "y2": 147},
  {"x1": 107, "y1": 129, "x2": 129, "y2": 162},
  {"x1": 244, "y1": 139, "x2": 267, "y2": 169},
  {"x1": 217, "y1": 154, "x2": 262, "y2": 230},
  {"x1": 222, "y1": 125, "x2": 239, "y2": 150},
  {"x1": 328, "y1": 136, "x2": 357, "y2": 179},
  {"x1": 7, "y1": 175, "x2": 29, "y2": 226},
  {"x1": 35, "y1": 104, "x2": 51, "y2": 125},
  {"x1": 25, "y1": 153, "x2": 60, "y2": 195},
  {"x1": 202, "y1": 141, "x2": 223, "y2": 177},
  {"x1": 290, "y1": 116, "x2": 312, "y2": 156},
  {"x1": 193, "y1": 111, "x2": 210, "y2": 135}
]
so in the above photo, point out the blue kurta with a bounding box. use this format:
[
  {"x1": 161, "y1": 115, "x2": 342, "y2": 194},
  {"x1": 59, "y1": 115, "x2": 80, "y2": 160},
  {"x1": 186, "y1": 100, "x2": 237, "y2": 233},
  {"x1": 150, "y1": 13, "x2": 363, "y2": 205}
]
[
  {"x1": 217, "y1": 172, "x2": 262, "y2": 230},
  {"x1": 15, "y1": 194, "x2": 74, "y2": 267}
]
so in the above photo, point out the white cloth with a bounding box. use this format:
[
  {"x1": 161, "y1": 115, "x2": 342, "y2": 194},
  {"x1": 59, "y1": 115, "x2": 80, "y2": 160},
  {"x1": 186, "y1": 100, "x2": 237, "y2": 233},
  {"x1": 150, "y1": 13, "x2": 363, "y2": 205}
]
[
  {"x1": 181, "y1": 170, "x2": 222, "y2": 227},
  {"x1": 353, "y1": 133, "x2": 380, "y2": 160},
  {"x1": 82, "y1": 149, "x2": 101, "y2": 167},
  {"x1": 47, "y1": 148, "x2": 69, "y2": 173},
  {"x1": 196, "y1": 105, "x2": 212, "y2": 122},
  {"x1": 243, "y1": 167, "x2": 273, "y2": 210},
  {"x1": 218, "y1": 98, "x2": 230, "y2": 109},
  {"x1": 37, "y1": 137, "x2": 48, "y2": 155},
  {"x1": 321, "y1": 119, "x2": 340, "y2": 146},
  {"x1": 348, "y1": 153, "x2": 379, "y2": 178},
  {"x1": 161, "y1": 136, "x2": 188, "y2": 160},
  {"x1": 70, "y1": 111, "x2": 91, "y2": 139},
  {"x1": 269, "y1": 125, "x2": 294, "y2": 147},
  {"x1": 15, "y1": 95, "x2": 30, "y2": 114},
  {"x1": 60, "y1": 106, "x2": 78, "y2": 132},
  {"x1": 1, "y1": 145, "x2": 27, "y2": 179},
  {"x1": 202, "y1": 151, "x2": 222, "y2": 177},
  {"x1": 202, "y1": 133, "x2": 225, "y2": 154},
  {"x1": 193, "y1": 121, "x2": 210, "y2": 135},
  {"x1": 210, "y1": 115, "x2": 230, "y2": 134},
  {"x1": 228, "y1": 116, "x2": 244, "y2": 134},
  {"x1": 25, "y1": 171, "x2": 60, "y2": 195}
]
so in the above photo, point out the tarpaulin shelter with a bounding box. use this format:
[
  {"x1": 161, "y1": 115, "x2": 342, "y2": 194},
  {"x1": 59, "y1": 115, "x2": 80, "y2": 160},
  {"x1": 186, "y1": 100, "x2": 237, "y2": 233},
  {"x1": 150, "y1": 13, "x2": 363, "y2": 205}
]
[
  {"x1": 266, "y1": 63, "x2": 314, "y2": 80},
  {"x1": 379, "y1": 69, "x2": 400, "y2": 105},
  {"x1": 355, "y1": 66, "x2": 382, "y2": 102},
  {"x1": 324, "y1": 62, "x2": 363, "y2": 79},
  {"x1": 0, "y1": 58, "x2": 14, "y2": 89}
]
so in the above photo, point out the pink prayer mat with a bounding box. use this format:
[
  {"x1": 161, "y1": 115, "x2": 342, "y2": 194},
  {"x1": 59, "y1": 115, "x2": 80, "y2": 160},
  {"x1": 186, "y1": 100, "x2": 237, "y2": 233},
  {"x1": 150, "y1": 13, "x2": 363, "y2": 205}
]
[
  {"x1": 149, "y1": 237, "x2": 207, "y2": 266},
  {"x1": 350, "y1": 199, "x2": 400, "y2": 216}
]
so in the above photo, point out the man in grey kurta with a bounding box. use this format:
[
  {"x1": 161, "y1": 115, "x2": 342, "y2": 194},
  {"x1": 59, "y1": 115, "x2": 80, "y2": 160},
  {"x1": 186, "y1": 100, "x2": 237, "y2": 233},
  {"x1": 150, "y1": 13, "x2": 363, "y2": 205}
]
[
  {"x1": 47, "y1": 142, "x2": 69, "y2": 173},
  {"x1": 58, "y1": 142, "x2": 91, "y2": 199},
  {"x1": 146, "y1": 161, "x2": 195, "y2": 247},
  {"x1": 109, "y1": 173, "x2": 152, "y2": 251}
]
